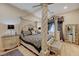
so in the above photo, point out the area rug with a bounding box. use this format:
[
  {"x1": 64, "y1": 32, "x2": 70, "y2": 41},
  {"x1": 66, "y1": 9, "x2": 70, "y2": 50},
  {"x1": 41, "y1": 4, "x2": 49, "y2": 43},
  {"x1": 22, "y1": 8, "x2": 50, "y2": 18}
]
[{"x1": 1, "y1": 49, "x2": 24, "y2": 56}]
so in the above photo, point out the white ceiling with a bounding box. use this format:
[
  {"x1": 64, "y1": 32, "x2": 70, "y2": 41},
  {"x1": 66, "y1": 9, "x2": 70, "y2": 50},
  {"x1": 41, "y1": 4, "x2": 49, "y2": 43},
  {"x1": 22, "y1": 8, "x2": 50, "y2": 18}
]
[{"x1": 11, "y1": 3, "x2": 79, "y2": 18}]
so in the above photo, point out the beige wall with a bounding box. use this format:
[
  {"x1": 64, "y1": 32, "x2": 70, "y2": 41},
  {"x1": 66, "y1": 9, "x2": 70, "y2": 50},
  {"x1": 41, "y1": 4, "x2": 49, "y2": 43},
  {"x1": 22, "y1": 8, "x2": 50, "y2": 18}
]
[
  {"x1": 58, "y1": 9, "x2": 79, "y2": 38},
  {"x1": 0, "y1": 4, "x2": 40, "y2": 35}
]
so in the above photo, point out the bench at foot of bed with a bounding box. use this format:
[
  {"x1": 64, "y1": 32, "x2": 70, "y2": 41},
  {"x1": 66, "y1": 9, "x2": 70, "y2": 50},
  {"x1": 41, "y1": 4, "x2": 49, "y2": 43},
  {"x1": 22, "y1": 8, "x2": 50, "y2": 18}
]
[{"x1": 49, "y1": 40, "x2": 63, "y2": 56}]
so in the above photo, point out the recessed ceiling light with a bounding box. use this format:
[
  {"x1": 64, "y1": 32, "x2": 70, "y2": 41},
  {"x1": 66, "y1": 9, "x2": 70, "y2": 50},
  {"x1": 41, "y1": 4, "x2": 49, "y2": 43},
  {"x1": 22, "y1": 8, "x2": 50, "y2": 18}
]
[{"x1": 64, "y1": 6, "x2": 68, "y2": 9}]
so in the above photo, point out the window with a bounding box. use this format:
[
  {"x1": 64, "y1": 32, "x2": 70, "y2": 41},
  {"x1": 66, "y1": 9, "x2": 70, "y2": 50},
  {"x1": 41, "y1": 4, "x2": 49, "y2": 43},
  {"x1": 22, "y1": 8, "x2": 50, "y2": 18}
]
[{"x1": 48, "y1": 24, "x2": 55, "y2": 33}]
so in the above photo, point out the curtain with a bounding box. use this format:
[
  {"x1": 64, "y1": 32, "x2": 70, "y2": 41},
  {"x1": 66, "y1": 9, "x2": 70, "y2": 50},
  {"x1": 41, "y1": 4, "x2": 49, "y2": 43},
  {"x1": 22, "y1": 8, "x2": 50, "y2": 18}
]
[{"x1": 48, "y1": 16, "x2": 64, "y2": 41}]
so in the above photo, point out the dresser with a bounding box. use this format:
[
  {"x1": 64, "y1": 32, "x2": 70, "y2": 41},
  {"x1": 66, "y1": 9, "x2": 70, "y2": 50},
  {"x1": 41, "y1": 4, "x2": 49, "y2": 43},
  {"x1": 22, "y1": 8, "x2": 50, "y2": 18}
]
[{"x1": 0, "y1": 35, "x2": 20, "y2": 51}]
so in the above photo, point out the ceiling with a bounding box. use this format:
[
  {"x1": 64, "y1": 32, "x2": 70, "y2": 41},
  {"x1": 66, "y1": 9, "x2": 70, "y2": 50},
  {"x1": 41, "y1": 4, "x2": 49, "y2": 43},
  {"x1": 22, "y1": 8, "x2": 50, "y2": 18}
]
[{"x1": 11, "y1": 3, "x2": 79, "y2": 18}]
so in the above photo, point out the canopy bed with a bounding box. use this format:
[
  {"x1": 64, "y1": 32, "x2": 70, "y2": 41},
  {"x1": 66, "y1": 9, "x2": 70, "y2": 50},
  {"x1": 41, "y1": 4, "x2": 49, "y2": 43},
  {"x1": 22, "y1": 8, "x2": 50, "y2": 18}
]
[
  {"x1": 20, "y1": 4, "x2": 64, "y2": 56},
  {"x1": 20, "y1": 16, "x2": 64, "y2": 51}
]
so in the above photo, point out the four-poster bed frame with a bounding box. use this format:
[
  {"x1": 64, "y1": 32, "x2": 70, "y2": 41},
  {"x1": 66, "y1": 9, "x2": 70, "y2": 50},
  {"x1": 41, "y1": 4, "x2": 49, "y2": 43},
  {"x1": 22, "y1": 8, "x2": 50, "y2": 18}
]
[{"x1": 20, "y1": 3, "x2": 64, "y2": 56}]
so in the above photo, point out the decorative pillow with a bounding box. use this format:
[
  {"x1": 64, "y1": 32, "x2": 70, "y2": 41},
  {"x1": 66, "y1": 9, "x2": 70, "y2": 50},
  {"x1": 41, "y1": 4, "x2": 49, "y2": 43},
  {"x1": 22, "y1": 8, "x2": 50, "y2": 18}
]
[{"x1": 31, "y1": 30, "x2": 36, "y2": 35}]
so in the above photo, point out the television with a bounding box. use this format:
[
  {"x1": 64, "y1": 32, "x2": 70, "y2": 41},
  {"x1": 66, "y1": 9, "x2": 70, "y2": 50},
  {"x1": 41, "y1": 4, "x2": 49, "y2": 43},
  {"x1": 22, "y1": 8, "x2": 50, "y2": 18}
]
[{"x1": 8, "y1": 25, "x2": 14, "y2": 29}]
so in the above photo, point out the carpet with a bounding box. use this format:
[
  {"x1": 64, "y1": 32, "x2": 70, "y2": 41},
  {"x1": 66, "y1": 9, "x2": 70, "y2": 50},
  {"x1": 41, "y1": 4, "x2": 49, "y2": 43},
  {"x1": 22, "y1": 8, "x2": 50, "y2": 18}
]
[{"x1": 1, "y1": 49, "x2": 24, "y2": 56}]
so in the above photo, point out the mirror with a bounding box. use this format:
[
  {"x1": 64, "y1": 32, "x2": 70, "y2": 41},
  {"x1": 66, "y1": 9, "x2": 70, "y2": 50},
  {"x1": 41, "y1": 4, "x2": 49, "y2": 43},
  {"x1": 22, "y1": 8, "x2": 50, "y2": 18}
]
[{"x1": 65, "y1": 24, "x2": 79, "y2": 44}]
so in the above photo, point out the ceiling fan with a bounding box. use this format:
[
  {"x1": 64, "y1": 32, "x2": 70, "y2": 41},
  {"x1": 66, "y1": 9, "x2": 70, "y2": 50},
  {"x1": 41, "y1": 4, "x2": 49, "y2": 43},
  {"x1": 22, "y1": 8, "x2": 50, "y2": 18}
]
[
  {"x1": 32, "y1": 3, "x2": 55, "y2": 18},
  {"x1": 32, "y1": 3, "x2": 53, "y2": 8}
]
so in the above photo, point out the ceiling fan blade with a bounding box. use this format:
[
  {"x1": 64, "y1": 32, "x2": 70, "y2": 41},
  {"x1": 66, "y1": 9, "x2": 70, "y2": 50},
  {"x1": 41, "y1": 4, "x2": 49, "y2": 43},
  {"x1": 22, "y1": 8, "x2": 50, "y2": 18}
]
[
  {"x1": 33, "y1": 7, "x2": 41, "y2": 12},
  {"x1": 48, "y1": 3, "x2": 54, "y2": 5},
  {"x1": 32, "y1": 4, "x2": 41, "y2": 8},
  {"x1": 33, "y1": 3, "x2": 54, "y2": 8}
]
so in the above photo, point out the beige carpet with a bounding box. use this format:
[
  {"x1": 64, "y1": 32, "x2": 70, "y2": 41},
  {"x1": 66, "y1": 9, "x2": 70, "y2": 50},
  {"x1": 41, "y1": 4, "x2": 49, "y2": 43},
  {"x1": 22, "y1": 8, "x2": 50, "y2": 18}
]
[
  {"x1": 1, "y1": 42, "x2": 79, "y2": 56},
  {"x1": 18, "y1": 45, "x2": 36, "y2": 56},
  {"x1": 61, "y1": 42, "x2": 79, "y2": 56},
  {"x1": 0, "y1": 45, "x2": 36, "y2": 56}
]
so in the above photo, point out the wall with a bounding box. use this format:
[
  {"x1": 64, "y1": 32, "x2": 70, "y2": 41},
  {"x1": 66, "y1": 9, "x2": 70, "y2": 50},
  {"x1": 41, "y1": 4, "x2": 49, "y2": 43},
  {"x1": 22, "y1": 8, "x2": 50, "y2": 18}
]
[
  {"x1": 58, "y1": 9, "x2": 79, "y2": 39},
  {"x1": 0, "y1": 4, "x2": 40, "y2": 35}
]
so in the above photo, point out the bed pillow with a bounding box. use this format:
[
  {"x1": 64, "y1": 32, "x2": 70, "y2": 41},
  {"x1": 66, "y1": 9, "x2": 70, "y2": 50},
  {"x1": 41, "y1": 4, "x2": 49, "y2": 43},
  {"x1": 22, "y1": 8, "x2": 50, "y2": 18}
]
[
  {"x1": 31, "y1": 30, "x2": 36, "y2": 35},
  {"x1": 22, "y1": 31, "x2": 32, "y2": 36}
]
